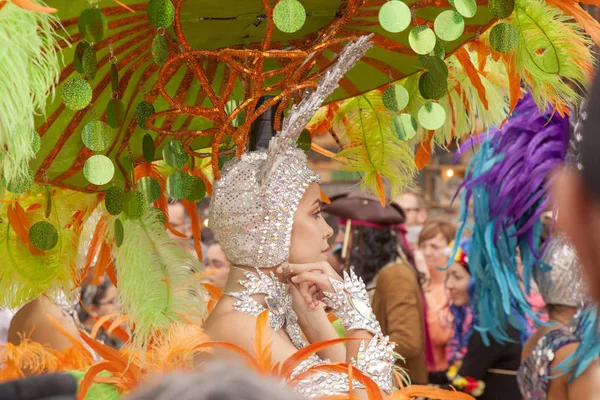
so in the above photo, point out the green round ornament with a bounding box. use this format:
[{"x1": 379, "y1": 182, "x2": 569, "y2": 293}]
[
  {"x1": 107, "y1": 98, "x2": 126, "y2": 129},
  {"x1": 489, "y1": 22, "x2": 518, "y2": 53},
  {"x1": 297, "y1": 129, "x2": 312, "y2": 153},
  {"x1": 136, "y1": 101, "x2": 156, "y2": 129},
  {"x1": 31, "y1": 131, "x2": 41, "y2": 155},
  {"x1": 78, "y1": 8, "x2": 107, "y2": 43},
  {"x1": 378, "y1": 0, "x2": 411, "y2": 33},
  {"x1": 137, "y1": 177, "x2": 161, "y2": 203},
  {"x1": 81, "y1": 120, "x2": 113, "y2": 152},
  {"x1": 225, "y1": 100, "x2": 245, "y2": 128},
  {"x1": 29, "y1": 221, "x2": 59, "y2": 251},
  {"x1": 82, "y1": 45, "x2": 97, "y2": 80},
  {"x1": 105, "y1": 186, "x2": 125, "y2": 215},
  {"x1": 163, "y1": 140, "x2": 189, "y2": 169},
  {"x1": 383, "y1": 84, "x2": 410, "y2": 112},
  {"x1": 488, "y1": 0, "x2": 514, "y2": 19},
  {"x1": 114, "y1": 219, "x2": 124, "y2": 247},
  {"x1": 166, "y1": 171, "x2": 193, "y2": 200},
  {"x1": 432, "y1": 40, "x2": 446, "y2": 59},
  {"x1": 186, "y1": 176, "x2": 206, "y2": 202},
  {"x1": 418, "y1": 54, "x2": 448, "y2": 78},
  {"x1": 62, "y1": 76, "x2": 92, "y2": 111},
  {"x1": 143, "y1": 133, "x2": 155, "y2": 162},
  {"x1": 392, "y1": 114, "x2": 418, "y2": 140},
  {"x1": 3, "y1": 168, "x2": 33, "y2": 194},
  {"x1": 73, "y1": 41, "x2": 91, "y2": 74},
  {"x1": 409, "y1": 26, "x2": 437, "y2": 55},
  {"x1": 273, "y1": 0, "x2": 306, "y2": 33},
  {"x1": 152, "y1": 34, "x2": 168, "y2": 66},
  {"x1": 434, "y1": 10, "x2": 464, "y2": 42},
  {"x1": 147, "y1": 0, "x2": 176, "y2": 29},
  {"x1": 419, "y1": 71, "x2": 448, "y2": 100},
  {"x1": 83, "y1": 155, "x2": 114, "y2": 186},
  {"x1": 124, "y1": 190, "x2": 147, "y2": 219},
  {"x1": 418, "y1": 102, "x2": 446, "y2": 130},
  {"x1": 454, "y1": 0, "x2": 477, "y2": 18}
]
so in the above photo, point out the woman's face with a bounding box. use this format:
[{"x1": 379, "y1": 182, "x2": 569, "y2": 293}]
[
  {"x1": 91, "y1": 285, "x2": 119, "y2": 318},
  {"x1": 289, "y1": 184, "x2": 334, "y2": 264},
  {"x1": 446, "y1": 263, "x2": 471, "y2": 307},
  {"x1": 206, "y1": 243, "x2": 232, "y2": 290},
  {"x1": 419, "y1": 232, "x2": 450, "y2": 270}
]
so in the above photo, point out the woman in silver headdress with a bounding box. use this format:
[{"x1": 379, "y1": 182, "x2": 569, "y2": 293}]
[
  {"x1": 201, "y1": 37, "x2": 399, "y2": 398},
  {"x1": 518, "y1": 234, "x2": 598, "y2": 400}
]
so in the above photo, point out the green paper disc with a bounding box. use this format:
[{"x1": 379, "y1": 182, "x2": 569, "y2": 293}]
[
  {"x1": 489, "y1": 0, "x2": 514, "y2": 19},
  {"x1": 62, "y1": 76, "x2": 92, "y2": 111},
  {"x1": 186, "y1": 176, "x2": 206, "y2": 202},
  {"x1": 273, "y1": 0, "x2": 306, "y2": 33},
  {"x1": 225, "y1": 100, "x2": 245, "y2": 128},
  {"x1": 418, "y1": 54, "x2": 448, "y2": 78},
  {"x1": 137, "y1": 176, "x2": 161, "y2": 203},
  {"x1": 152, "y1": 34, "x2": 168, "y2": 66},
  {"x1": 379, "y1": 0, "x2": 411, "y2": 33},
  {"x1": 434, "y1": 10, "x2": 464, "y2": 42},
  {"x1": 419, "y1": 71, "x2": 448, "y2": 100},
  {"x1": 78, "y1": 8, "x2": 107, "y2": 43},
  {"x1": 392, "y1": 114, "x2": 418, "y2": 140},
  {"x1": 143, "y1": 134, "x2": 155, "y2": 162},
  {"x1": 29, "y1": 221, "x2": 58, "y2": 251},
  {"x1": 166, "y1": 171, "x2": 193, "y2": 200},
  {"x1": 82, "y1": 45, "x2": 97, "y2": 80},
  {"x1": 32, "y1": 131, "x2": 41, "y2": 155},
  {"x1": 111, "y1": 64, "x2": 119, "y2": 93},
  {"x1": 114, "y1": 219, "x2": 124, "y2": 247},
  {"x1": 107, "y1": 98, "x2": 125, "y2": 129},
  {"x1": 73, "y1": 41, "x2": 91, "y2": 74},
  {"x1": 105, "y1": 186, "x2": 125, "y2": 215},
  {"x1": 489, "y1": 22, "x2": 518, "y2": 53},
  {"x1": 383, "y1": 84, "x2": 410, "y2": 112},
  {"x1": 297, "y1": 129, "x2": 312, "y2": 153},
  {"x1": 418, "y1": 102, "x2": 446, "y2": 130},
  {"x1": 147, "y1": 0, "x2": 176, "y2": 29},
  {"x1": 454, "y1": 0, "x2": 477, "y2": 18},
  {"x1": 136, "y1": 101, "x2": 156, "y2": 129},
  {"x1": 83, "y1": 155, "x2": 114, "y2": 186},
  {"x1": 3, "y1": 168, "x2": 33, "y2": 194},
  {"x1": 218, "y1": 155, "x2": 233, "y2": 170},
  {"x1": 163, "y1": 140, "x2": 189, "y2": 169},
  {"x1": 81, "y1": 120, "x2": 113, "y2": 152},
  {"x1": 124, "y1": 190, "x2": 147, "y2": 219},
  {"x1": 432, "y1": 40, "x2": 446, "y2": 59},
  {"x1": 409, "y1": 26, "x2": 436, "y2": 55}
]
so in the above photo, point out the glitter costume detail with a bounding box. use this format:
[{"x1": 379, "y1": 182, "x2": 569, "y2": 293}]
[{"x1": 517, "y1": 328, "x2": 579, "y2": 399}]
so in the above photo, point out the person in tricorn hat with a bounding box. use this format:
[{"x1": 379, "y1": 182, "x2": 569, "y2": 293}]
[{"x1": 323, "y1": 193, "x2": 431, "y2": 384}]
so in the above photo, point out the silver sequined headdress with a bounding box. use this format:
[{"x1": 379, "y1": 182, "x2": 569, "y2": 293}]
[
  {"x1": 209, "y1": 36, "x2": 372, "y2": 269},
  {"x1": 534, "y1": 234, "x2": 586, "y2": 307}
]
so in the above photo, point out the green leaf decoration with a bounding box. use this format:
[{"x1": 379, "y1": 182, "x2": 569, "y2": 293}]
[
  {"x1": 111, "y1": 64, "x2": 119, "y2": 93},
  {"x1": 29, "y1": 221, "x2": 59, "y2": 251},
  {"x1": 489, "y1": 0, "x2": 514, "y2": 19},
  {"x1": 136, "y1": 101, "x2": 156, "y2": 129},
  {"x1": 409, "y1": 26, "x2": 436, "y2": 55},
  {"x1": 419, "y1": 54, "x2": 449, "y2": 78},
  {"x1": 186, "y1": 176, "x2": 206, "y2": 202},
  {"x1": 273, "y1": 0, "x2": 306, "y2": 33},
  {"x1": 297, "y1": 129, "x2": 312, "y2": 153},
  {"x1": 137, "y1": 177, "x2": 162, "y2": 203},
  {"x1": 105, "y1": 186, "x2": 125, "y2": 215},
  {"x1": 379, "y1": 0, "x2": 411, "y2": 33},
  {"x1": 489, "y1": 22, "x2": 518, "y2": 52},
  {"x1": 383, "y1": 84, "x2": 410, "y2": 112},
  {"x1": 62, "y1": 76, "x2": 92, "y2": 111},
  {"x1": 82, "y1": 45, "x2": 97, "y2": 80},
  {"x1": 73, "y1": 41, "x2": 91, "y2": 74},
  {"x1": 81, "y1": 120, "x2": 113, "y2": 152},
  {"x1": 142, "y1": 134, "x2": 155, "y2": 162},
  {"x1": 114, "y1": 218, "x2": 124, "y2": 247},
  {"x1": 3, "y1": 167, "x2": 34, "y2": 194},
  {"x1": 147, "y1": 0, "x2": 176, "y2": 29},
  {"x1": 152, "y1": 34, "x2": 168, "y2": 66},
  {"x1": 419, "y1": 71, "x2": 448, "y2": 100},
  {"x1": 166, "y1": 171, "x2": 193, "y2": 200},
  {"x1": 83, "y1": 155, "x2": 115, "y2": 186},
  {"x1": 107, "y1": 98, "x2": 126, "y2": 129},
  {"x1": 78, "y1": 8, "x2": 107, "y2": 43},
  {"x1": 124, "y1": 190, "x2": 147, "y2": 219},
  {"x1": 163, "y1": 140, "x2": 189, "y2": 169}
]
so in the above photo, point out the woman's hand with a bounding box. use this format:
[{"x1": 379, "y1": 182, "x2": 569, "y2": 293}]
[{"x1": 277, "y1": 261, "x2": 343, "y2": 308}]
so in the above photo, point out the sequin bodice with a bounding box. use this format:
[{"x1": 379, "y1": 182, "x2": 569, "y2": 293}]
[{"x1": 517, "y1": 328, "x2": 579, "y2": 399}]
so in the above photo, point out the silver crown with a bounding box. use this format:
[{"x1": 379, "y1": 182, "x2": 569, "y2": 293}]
[{"x1": 534, "y1": 234, "x2": 586, "y2": 307}]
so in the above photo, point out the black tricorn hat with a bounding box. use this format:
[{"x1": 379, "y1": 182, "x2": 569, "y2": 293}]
[{"x1": 322, "y1": 193, "x2": 406, "y2": 226}]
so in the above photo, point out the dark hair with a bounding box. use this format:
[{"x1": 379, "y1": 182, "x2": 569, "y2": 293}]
[
  {"x1": 349, "y1": 225, "x2": 416, "y2": 285},
  {"x1": 201, "y1": 228, "x2": 215, "y2": 245},
  {"x1": 76, "y1": 281, "x2": 111, "y2": 322}
]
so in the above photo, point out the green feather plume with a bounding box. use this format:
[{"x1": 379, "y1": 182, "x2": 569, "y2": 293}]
[
  {"x1": 0, "y1": 187, "x2": 97, "y2": 308},
  {"x1": 333, "y1": 92, "x2": 416, "y2": 202},
  {"x1": 114, "y1": 208, "x2": 205, "y2": 351},
  {"x1": 0, "y1": 1, "x2": 64, "y2": 184}
]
